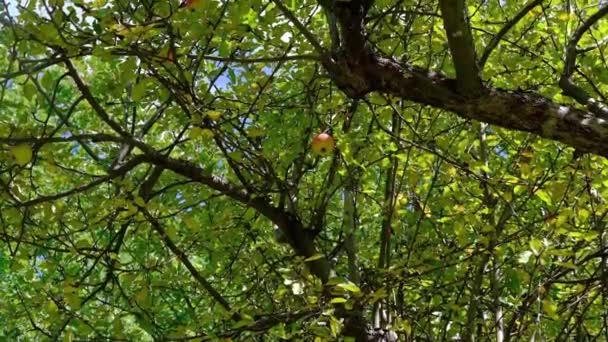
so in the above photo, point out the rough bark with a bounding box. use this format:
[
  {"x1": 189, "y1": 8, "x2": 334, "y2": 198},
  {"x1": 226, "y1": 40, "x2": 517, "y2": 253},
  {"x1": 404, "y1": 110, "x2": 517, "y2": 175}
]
[{"x1": 317, "y1": 0, "x2": 608, "y2": 159}]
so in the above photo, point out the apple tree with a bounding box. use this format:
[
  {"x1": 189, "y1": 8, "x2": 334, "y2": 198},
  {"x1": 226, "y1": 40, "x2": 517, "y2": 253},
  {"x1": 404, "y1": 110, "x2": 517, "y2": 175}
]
[{"x1": 1, "y1": 0, "x2": 608, "y2": 341}]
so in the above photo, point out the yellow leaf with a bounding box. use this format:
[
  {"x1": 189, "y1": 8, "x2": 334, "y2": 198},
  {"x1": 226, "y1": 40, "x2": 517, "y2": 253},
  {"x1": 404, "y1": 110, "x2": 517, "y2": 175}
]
[
  {"x1": 133, "y1": 196, "x2": 146, "y2": 207},
  {"x1": 403, "y1": 319, "x2": 412, "y2": 336},
  {"x1": 63, "y1": 331, "x2": 74, "y2": 342},
  {"x1": 166, "y1": 226, "x2": 178, "y2": 240},
  {"x1": 530, "y1": 5, "x2": 542, "y2": 15},
  {"x1": 11, "y1": 144, "x2": 33, "y2": 166},
  {"x1": 543, "y1": 299, "x2": 559, "y2": 319},
  {"x1": 46, "y1": 300, "x2": 59, "y2": 314},
  {"x1": 246, "y1": 127, "x2": 265, "y2": 138},
  {"x1": 304, "y1": 254, "x2": 323, "y2": 262},
  {"x1": 189, "y1": 127, "x2": 214, "y2": 140},
  {"x1": 453, "y1": 204, "x2": 465, "y2": 213},
  {"x1": 423, "y1": 205, "x2": 432, "y2": 218},
  {"x1": 337, "y1": 282, "x2": 361, "y2": 293},
  {"x1": 65, "y1": 293, "x2": 81, "y2": 309},
  {"x1": 183, "y1": 216, "x2": 198, "y2": 232},
  {"x1": 557, "y1": 11, "x2": 571, "y2": 21},
  {"x1": 330, "y1": 297, "x2": 347, "y2": 304},
  {"x1": 206, "y1": 110, "x2": 222, "y2": 121}
]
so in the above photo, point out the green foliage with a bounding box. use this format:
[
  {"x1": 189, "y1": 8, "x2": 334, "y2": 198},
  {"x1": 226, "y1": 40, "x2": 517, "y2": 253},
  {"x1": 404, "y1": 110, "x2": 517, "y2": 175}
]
[{"x1": 1, "y1": 0, "x2": 608, "y2": 341}]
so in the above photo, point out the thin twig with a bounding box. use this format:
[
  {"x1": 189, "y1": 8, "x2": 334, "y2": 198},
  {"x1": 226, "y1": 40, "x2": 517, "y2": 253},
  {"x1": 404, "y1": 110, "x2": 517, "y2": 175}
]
[
  {"x1": 270, "y1": 0, "x2": 328, "y2": 58},
  {"x1": 479, "y1": 0, "x2": 543, "y2": 68}
]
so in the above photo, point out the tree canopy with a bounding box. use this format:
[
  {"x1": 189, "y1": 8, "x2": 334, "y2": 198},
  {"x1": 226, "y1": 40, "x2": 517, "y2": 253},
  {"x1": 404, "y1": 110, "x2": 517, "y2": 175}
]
[{"x1": 1, "y1": 0, "x2": 608, "y2": 341}]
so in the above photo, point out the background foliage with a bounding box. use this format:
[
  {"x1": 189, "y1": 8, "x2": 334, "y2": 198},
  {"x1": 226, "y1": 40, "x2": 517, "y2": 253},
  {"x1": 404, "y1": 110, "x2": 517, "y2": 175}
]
[{"x1": 1, "y1": 0, "x2": 607, "y2": 341}]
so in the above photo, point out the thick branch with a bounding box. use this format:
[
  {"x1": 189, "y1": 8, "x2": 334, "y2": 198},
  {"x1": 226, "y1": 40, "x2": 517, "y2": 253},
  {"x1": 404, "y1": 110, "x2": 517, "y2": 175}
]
[
  {"x1": 330, "y1": 42, "x2": 608, "y2": 157},
  {"x1": 439, "y1": 0, "x2": 482, "y2": 95},
  {"x1": 200, "y1": 53, "x2": 320, "y2": 64},
  {"x1": 321, "y1": 0, "x2": 608, "y2": 158},
  {"x1": 333, "y1": 0, "x2": 373, "y2": 58}
]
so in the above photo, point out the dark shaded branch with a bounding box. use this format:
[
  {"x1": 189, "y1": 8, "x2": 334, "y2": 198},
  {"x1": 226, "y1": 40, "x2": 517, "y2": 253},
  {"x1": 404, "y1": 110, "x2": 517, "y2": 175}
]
[
  {"x1": 333, "y1": 0, "x2": 373, "y2": 57},
  {"x1": 110, "y1": 101, "x2": 169, "y2": 170},
  {"x1": 64, "y1": 59, "x2": 131, "y2": 136},
  {"x1": 141, "y1": 151, "x2": 331, "y2": 282},
  {"x1": 439, "y1": 0, "x2": 482, "y2": 95},
  {"x1": 200, "y1": 54, "x2": 320, "y2": 64},
  {"x1": 324, "y1": 6, "x2": 341, "y2": 52},
  {"x1": 0, "y1": 133, "x2": 128, "y2": 145},
  {"x1": 479, "y1": 0, "x2": 543, "y2": 68},
  {"x1": 560, "y1": 5, "x2": 608, "y2": 119},
  {"x1": 563, "y1": 6, "x2": 608, "y2": 77},
  {"x1": 0, "y1": 55, "x2": 74, "y2": 80},
  {"x1": 373, "y1": 110, "x2": 400, "y2": 330}
]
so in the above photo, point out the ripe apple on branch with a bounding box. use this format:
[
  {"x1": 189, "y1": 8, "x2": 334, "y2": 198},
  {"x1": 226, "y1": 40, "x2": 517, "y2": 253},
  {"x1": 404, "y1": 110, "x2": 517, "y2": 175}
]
[{"x1": 311, "y1": 132, "x2": 335, "y2": 157}]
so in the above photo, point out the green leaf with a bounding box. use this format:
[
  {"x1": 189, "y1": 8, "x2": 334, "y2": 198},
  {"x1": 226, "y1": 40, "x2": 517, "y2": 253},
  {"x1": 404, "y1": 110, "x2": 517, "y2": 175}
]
[
  {"x1": 330, "y1": 297, "x2": 347, "y2": 304},
  {"x1": 133, "y1": 196, "x2": 146, "y2": 207},
  {"x1": 337, "y1": 282, "x2": 361, "y2": 294},
  {"x1": 218, "y1": 41, "x2": 231, "y2": 57},
  {"x1": 10, "y1": 144, "x2": 33, "y2": 166},
  {"x1": 232, "y1": 319, "x2": 254, "y2": 329},
  {"x1": 23, "y1": 82, "x2": 37, "y2": 99},
  {"x1": 536, "y1": 189, "x2": 552, "y2": 205},
  {"x1": 131, "y1": 80, "x2": 148, "y2": 101},
  {"x1": 529, "y1": 239, "x2": 543, "y2": 256},
  {"x1": 189, "y1": 127, "x2": 214, "y2": 140},
  {"x1": 543, "y1": 299, "x2": 559, "y2": 319},
  {"x1": 243, "y1": 9, "x2": 258, "y2": 29}
]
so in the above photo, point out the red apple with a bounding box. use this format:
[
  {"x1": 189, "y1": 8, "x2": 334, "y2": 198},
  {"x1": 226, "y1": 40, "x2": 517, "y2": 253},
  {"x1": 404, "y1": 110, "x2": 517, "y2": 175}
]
[
  {"x1": 180, "y1": 0, "x2": 201, "y2": 9},
  {"x1": 311, "y1": 133, "x2": 335, "y2": 156}
]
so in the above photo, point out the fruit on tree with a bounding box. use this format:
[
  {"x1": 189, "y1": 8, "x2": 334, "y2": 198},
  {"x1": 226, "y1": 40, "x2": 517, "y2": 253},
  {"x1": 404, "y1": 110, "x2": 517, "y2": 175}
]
[
  {"x1": 180, "y1": 0, "x2": 201, "y2": 9},
  {"x1": 311, "y1": 133, "x2": 335, "y2": 156}
]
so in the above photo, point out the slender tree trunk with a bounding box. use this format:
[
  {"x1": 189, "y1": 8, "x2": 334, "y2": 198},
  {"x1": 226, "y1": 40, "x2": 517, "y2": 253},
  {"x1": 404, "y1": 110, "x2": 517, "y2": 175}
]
[{"x1": 374, "y1": 111, "x2": 401, "y2": 329}]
